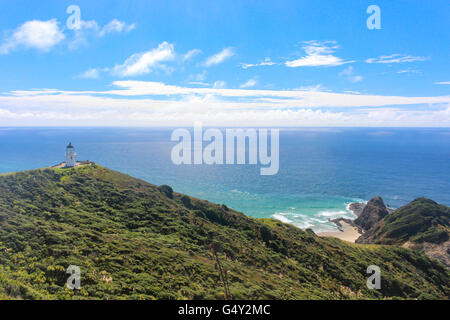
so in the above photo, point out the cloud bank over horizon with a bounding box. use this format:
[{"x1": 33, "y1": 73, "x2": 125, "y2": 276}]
[{"x1": 1, "y1": 80, "x2": 449, "y2": 127}]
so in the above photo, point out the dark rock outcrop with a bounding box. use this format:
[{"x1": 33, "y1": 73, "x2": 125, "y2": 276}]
[
  {"x1": 330, "y1": 217, "x2": 364, "y2": 234},
  {"x1": 354, "y1": 196, "x2": 389, "y2": 231},
  {"x1": 348, "y1": 202, "x2": 365, "y2": 217}
]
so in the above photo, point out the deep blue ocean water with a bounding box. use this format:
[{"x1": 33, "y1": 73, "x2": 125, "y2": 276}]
[{"x1": 0, "y1": 127, "x2": 449, "y2": 232}]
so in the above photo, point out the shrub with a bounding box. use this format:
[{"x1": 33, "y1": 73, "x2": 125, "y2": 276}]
[
  {"x1": 260, "y1": 225, "x2": 272, "y2": 243},
  {"x1": 180, "y1": 195, "x2": 192, "y2": 208},
  {"x1": 158, "y1": 185, "x2": 174, "y2": 199}
]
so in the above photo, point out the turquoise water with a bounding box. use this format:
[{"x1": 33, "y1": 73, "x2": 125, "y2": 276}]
[{"x1": 0, "y1": 127, "x2": 449, "y2": 232}]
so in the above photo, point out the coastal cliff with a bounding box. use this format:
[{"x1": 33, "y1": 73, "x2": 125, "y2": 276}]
[
  {"x1": 354, "y1": 196, "x2": 389, "y2": 231},
  {"x1": 355, "y1": 198, "x2": 450, "y2": 267},
  {"x1": 0, "y1": 164, "x2": 448, "y2": 299}
]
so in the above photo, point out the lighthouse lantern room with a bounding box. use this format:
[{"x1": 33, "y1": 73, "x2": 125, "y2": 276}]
[{"x1": 65, "y1": 142, "x2": 77, "y2": 167}]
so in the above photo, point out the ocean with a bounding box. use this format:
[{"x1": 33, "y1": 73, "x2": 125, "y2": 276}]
[{"x1": 0, "y1": 127, "x2": 449, "y2": 232}]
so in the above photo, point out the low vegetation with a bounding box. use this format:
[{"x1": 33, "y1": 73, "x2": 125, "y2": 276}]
[{"x1": 0, "y1": 164, "x2": 448, "y2": 299}]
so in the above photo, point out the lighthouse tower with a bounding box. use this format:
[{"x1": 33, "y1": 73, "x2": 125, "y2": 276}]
[{"x1": 65, "y1": 142, "x2": 77, "y2": 168}]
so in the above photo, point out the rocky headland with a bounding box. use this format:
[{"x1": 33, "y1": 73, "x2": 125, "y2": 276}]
[{"x1": 326, "y1": 196, "x2": 450, "y2": 268}]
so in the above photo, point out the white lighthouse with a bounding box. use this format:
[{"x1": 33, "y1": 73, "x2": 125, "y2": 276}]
[{"x1": 65, "y1": 142, "x2": 77, "y2": 167}]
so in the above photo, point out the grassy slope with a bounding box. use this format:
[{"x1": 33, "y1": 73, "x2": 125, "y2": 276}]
[
  {"x1": 360, "y1": 198, "x2": 450, "y2": 245},
  {"x1": 0, "y1": 164, "x2": 448, "y2": 300}
]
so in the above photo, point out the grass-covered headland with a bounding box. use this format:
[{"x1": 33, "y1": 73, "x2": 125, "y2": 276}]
[{"x1": 0, "y1": 164, "x2": 448, "y2": 299}]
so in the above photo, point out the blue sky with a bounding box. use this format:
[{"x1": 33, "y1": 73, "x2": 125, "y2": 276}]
[{"x1": 0, "y1": 0, "x2": 449, "y2": 126}]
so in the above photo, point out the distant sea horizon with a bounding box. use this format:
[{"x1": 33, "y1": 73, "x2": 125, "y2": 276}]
[{"x1": 1, "y1": 127, "x2": 449, "y2": 232}]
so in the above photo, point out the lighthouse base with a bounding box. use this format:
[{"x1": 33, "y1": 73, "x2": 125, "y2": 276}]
[{"x1": 51, "y1": 161, "x2": 93, "y2": 169}]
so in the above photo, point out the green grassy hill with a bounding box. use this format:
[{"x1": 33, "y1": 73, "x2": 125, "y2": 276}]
[
  {"x1": 0, "y1": 164, "x2": 448, "y2": 299},
  {"x1": 356, "y1": 198, "x2": 450, "y2": 267},
  {"x1": 357, "y1": 198, "x2": 449, "y2": 245}
]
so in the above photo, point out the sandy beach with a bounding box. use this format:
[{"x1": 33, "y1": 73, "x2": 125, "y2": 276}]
[{"x1": 317, "y1": 221, "x2": 362, "y2": 242}]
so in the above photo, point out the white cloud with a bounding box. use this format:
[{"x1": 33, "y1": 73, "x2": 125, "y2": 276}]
[
  {"x1": 285, "y1": 41, "x2": 353, "y2": 67},
  {"x1": 187, "y1": 82, "x2": 210, "y2": 86},
  {"x1": 6, "y1": 80, "x2": 449, "y2": 108},
  {"x1": 0, "y1": 19, "x2": 65, "y2": 54},
  {"x1": 240, "y1": 77, "x2": 258, "y2": 88},
  {"x1": 111, "y1": 42, "x2": 175, "y2": 77},
  {"x1": 436, "y1": 81, "x2": 450, "y2": 85},
  {"x1": 241, "y1": 57, "x2": 277, "y2": 69},
  {"x1": 187, "y1": 70, "x2": 207, "y2": 82},
  {"x1": 98, "y1": 19, "x2": 135, "y2": 37},
  {"x1": 78, "y1": 20, "x2": 100, "y2": 31},
  {"x1": 365, "y1": 54, "x2": 428, "y2": 64},
  {"x1": 213, "y1": 81, "x2": 227, "y2": 89},
  {"x1": 75, "y1": 68, "x2": 100, "y2": 79},
  {"x1": 1, "y1": 104, "x2": 448, "y2": 127},
  {"x1": 183, "y1": 49, "x2": 202, "y2": 61},
  {"x1": 99, "y1": 81, "x2": 449, "y2": 108},
  {"x1": 68, "y1": 19, "x2": 134, "y2": 50},
  {"x1": 1, "y1": 82, "x2": 449, "y2": 126},
  {"x1": 339, "y1": 66, "x2": 363, "y2": 83},
  {"x1": 67, "y1": 20, "x2": 99, "y2": 50},
  {"x1": 294, "y1": 84, "x2": 326, "y2": 92},
  {"x1": 204, "y1": 47, "x2": 235, "y2": 67},
  {"x1": 396, "y1": 69, "x2": 421, "y2": 74}
]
